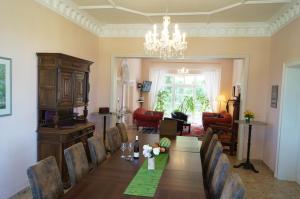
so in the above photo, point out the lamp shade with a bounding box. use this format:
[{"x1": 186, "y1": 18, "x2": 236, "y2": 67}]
[{"x1": 217, "y1": 95, "x2": 226, "y2": 102}]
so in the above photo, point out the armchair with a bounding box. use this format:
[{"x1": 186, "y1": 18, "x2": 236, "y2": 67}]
[
  {"x1": 133, "y1": 108, "x2": 164, "y2": 131},
  {"x1": 171, "y1": 111, "x2": 188, "y2": 133},
  {"x1": 202, "y1": 111, "x2": 232, "y2": 131},
  {"x1": 209, "y1": 96, "x2": 240, "y2": 155}
]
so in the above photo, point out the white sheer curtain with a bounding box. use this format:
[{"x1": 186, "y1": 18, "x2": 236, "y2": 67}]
[
  {"x1": 149, "y1": 69, "x2": 167, "y2": 110},
  {"x1": 203, "y1": 69, "x2": 221, "y2": 112}
]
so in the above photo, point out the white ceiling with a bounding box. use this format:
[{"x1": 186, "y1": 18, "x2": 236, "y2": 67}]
[
  {"x1": 72, "y1": 0, "x2": 289, "y2": 24},
  {"x1": 34, "y1": 0, "x2": 300, "y2": 37}
]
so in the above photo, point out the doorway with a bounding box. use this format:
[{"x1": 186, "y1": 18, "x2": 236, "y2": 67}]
[
  {"x1": 276, "y1": 61, "x2": 300, "y2": 184},
  {"x1": 110, "y1": 55, "x2": 249, "y2": 160}
]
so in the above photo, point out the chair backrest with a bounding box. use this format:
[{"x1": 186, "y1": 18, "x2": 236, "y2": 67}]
[
  {"x1": 203, "y1": 134, "x2": 218, "y2": 172},
  {"x1": 27, "y1": 156, "x2": 64, "y2": 199},
  {"x1": 205, "y1": 141, "x2": 223, "y2": 186},
  {"x1": 105, "y1": 127, "x2": 122, "y2": 153},
  {"x1": 64, "y1": 142, "x2": 89, "y2": 186},
  {"x1": 220, "y1": 173, "x2": 246, "y2": 199},
  {"x1": 200, "y1": 128, "x2": 214, "y2": 158},
  {"x1": 116, "y1": 123, "x2": 129, "y2": 143},
  {"x1": 171, "y1": 111, "x2": 188, "y2": 122},
  {"x1": 159, "y1": 119, "x2": 177, "y2": 138},
  {"x1": 209, "y1": 153, "x2": 230, "y2": 199},
  {"x1": 87, "y1": 136, "x2": 107, "y2": 167}
]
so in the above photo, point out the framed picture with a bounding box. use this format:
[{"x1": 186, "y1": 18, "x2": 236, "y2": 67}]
[
  {"x1": 0, "y1": 57, "x2": 12, "y2": 116},
  {"x1": 271, "y1": 85, "x2": 278, "y2": 108}
]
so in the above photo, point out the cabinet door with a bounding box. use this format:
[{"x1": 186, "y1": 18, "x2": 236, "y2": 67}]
[
  {"x1": 58, "y1": 70, "x2": 73, "y2": 107},
  {"x1": 74, "y1": 72, "x2": 86, "y2": 107}
]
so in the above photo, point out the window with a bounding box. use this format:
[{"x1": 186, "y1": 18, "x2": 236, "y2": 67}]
[{"x1": 156, "y1": 73, "x2": 211, "y2": 124}]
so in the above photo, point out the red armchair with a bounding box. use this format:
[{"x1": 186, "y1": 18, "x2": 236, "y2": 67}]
[
  {"x1": 202, "y1": 111, "x2": 232, "y2": 130},
  {"x1": 133, "y1": 108, "x2": 164, "y2": 131}
]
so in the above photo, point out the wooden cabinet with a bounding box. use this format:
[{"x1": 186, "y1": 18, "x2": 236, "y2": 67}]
[
  {"x1": 37, "y1": 53, "x2": 93, "y2": 127},
  {"x1": 37, "y1": 53, "x2": 94, "y2": 185},
  {"x1": 37, "y1": 123, "x2": 95, "y2": 184},
  {"x1": 74, "y1": 71, "x2": 86, "y2": 107}
]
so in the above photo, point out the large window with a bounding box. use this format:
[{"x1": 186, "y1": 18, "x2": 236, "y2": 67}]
[{"x1": 155, "y1": 73, "x2": 211, "y2": 124}]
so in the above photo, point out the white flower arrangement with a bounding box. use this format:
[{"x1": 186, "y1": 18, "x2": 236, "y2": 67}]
[{"x1": 143, "y1": 144, "x2": 160, "y2": 158}]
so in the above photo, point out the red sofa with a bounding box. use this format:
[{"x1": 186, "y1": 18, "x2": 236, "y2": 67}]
[
  {"x1": 202, "y1": 111, "x2": 232, "y2": 130},
  {"x1": 133, "y1": 108, "x2": 164, "y2": 130}
]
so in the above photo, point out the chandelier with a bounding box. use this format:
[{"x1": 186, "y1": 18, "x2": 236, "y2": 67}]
[
  {"x1": 177, "y1": 67, "x2": 189, "y2": 74},
  {"x1": 144, "y1": 16, "x2": 187, "y2": 59}
]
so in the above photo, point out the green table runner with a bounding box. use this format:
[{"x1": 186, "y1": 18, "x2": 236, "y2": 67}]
[{"x1": 124, "y1": 153, "x2": 169, "y2": 197}]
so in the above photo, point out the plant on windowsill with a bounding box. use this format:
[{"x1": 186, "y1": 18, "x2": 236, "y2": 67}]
[{"x1": 154, "y1": 90, "x2": 171, "y2": 112}]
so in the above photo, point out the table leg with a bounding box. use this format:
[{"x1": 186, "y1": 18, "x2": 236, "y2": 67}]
[
  {"x1": 188, "y1": 124, "x2": 191, "y2": 133},
  {"x1": 233, "y1": 124, "x2": 259, "y2": 173}
]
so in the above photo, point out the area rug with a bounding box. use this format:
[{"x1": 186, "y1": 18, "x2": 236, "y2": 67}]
[{"x1": 179, "y1": 123, "x2": 205, "y2": 139}]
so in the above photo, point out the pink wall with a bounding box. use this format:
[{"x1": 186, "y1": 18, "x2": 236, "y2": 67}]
[
  {"x1": 0, "y1": 0, "x2": 100, "y2": 198},
  {"x1": 264, "y1": 17, "x2": 300, "y2": 171}
]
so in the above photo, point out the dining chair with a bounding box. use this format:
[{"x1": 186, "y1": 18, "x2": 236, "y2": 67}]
[
  {"x1": 116, "y1": 122, "x2": 129, "y2": 143},
  {"x1": 159, "y1": 119, "x2": 178, "y2": 139},
  {"x1": 27, "y1": 156, "x2": 64, "y2": 199},
  {"x1": 203, "y1": 134, "x2": 218, "y2": 173},
  {"x1": 200, "y1": 128, "x2": 214, "y2": 161},
  {"x1": 105, "y1": 126, "x2": 122, "y2": 153},
  {"x1": 87, "y1": 136, "x2": 107, "y2": 167},
  {"x1": 205, "y1": 141, "x2": 223, "y2": 186},
  {"x1": 64, "y1": 142, "x2": 89, "y2": 186},
  {"x1": 220, "y1": 173, "x2": 246, "y2": 199},
  {"x1": 209, "y1": 153, "x2": 230, "y2": 199}
]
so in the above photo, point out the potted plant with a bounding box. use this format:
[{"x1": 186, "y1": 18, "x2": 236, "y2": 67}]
[{"x1": 244, "y1": 110, "x2": 255, "y2": 123}]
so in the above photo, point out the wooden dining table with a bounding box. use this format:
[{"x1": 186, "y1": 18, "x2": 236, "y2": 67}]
[{"x1": 62, "y1": 134, "x2": 206, "y2": 199}]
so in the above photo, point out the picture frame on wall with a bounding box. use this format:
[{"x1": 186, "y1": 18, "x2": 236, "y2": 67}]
[
  {"x1": 271, "y1": 85, "x2": 278, "y2": 108},
  {"x1": 0, "y1": 57, "x2": 12, "y2": 116}
]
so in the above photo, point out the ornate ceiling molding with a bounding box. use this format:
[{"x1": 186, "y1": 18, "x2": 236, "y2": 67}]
[
  {"x1": 34, "y1": 0, "x2": 300, "y2": 38},
  {"x1": 78, "y1": 0, "x2": 291, "y2": 17},
  {"x1": 99, "y1": 23, "x2": 271, "y2": 37},
  {"x1": 34, "y1": 0, "x2": 102, "y2": 36},
  {"x1": 268, "y1": 0, "x2": 300, "y2": 34}
]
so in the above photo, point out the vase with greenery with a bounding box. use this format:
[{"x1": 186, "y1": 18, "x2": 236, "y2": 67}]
[{"x1": 244, "y1": 110, "x2": 255, "y2": 123}]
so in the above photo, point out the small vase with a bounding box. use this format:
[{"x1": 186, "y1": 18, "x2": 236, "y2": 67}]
[
  {"x1": 245, "y1": 117, "x2": 251, "y2": 123},
  {"x1": 148, "y1": 157, "x2": 155, "y2": 170}
]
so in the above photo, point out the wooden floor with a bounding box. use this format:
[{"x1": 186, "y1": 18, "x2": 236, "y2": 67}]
[{"x1": 10, "y1": 126, "x2": 300, "y2": 199}]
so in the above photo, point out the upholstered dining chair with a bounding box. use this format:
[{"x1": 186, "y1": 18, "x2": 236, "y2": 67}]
[
  {"x1": 220, "y1": 173, "x2": 246, "y2": 199},
  {"x1": 203, "y1": 134, "x2": 218, "y2": 173},
  {"x1": 116, "y1": 123, "x2": 129, "y2": 143},
  {"x1": 205, "y1": 141, "x2": 223, "y2": 186},
  {"x1": 87, "y1": 136, "x2": 107, "y2": 167},
  {"x1": 200, "y1": 128, "x2": 214, "y2": 161},
  {"x1": 64, "y1": 142, "x2": 89, "y2": 186},
  {"x1": 27, "y1": 156, "x2": 64, "y2": 199},
  {"x1": 209, "y1": 153, "x2": 231, "y2": 199},
  {"x1": 105, "y1": 126, "x2": 122, "y2": 154}
]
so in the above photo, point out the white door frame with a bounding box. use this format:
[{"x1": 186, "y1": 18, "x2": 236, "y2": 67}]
[
  {"x1": 110, "y1": 55, "x2": 249, "y2": 160},
  {"x1": 275, "y1": 60, "x2": 300, "y2": 184}
]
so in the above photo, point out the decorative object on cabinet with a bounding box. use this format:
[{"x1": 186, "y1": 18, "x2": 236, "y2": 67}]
[
  {"x1": 36, "y1": 53, "x2": 95, "y2": 186},
  {"x1": 0, "y1": 56, "x2": 12, "y2": 117}
]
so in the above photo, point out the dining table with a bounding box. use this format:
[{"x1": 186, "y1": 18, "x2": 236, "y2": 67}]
[{"x1": 62, "y1": 134, "x2": 206, "y2": 199}]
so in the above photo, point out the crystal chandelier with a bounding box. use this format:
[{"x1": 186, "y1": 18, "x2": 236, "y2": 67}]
[
  {"x1": 144, "y1": 16, "x2": 187, "y2": 59},
  {"x1": 177, "y1": 67, "x2": 189, "y2": 74}
]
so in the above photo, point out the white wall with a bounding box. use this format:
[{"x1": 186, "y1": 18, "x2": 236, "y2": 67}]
[{"x1": 0, "y1": 1, "x2": 100, "y2": 198}]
